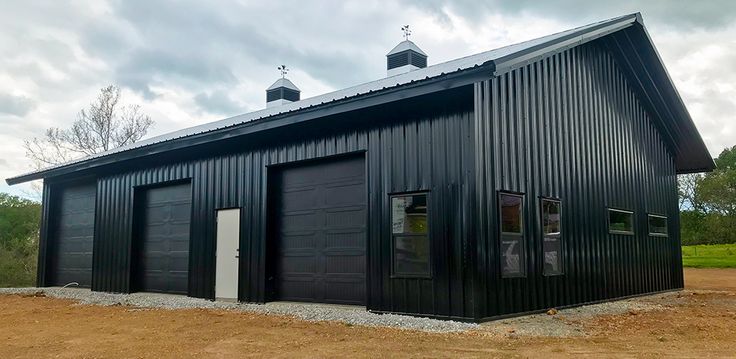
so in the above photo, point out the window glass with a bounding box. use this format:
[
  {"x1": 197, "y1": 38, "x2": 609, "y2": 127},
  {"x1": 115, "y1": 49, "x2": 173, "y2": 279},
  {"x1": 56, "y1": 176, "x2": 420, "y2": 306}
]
[
  {"x1": 609, "y1": 209, "x2": 634, "y2": 234},
  {"x1": 542, "y1": 200, "x2": 561, "y2": 235},
  {"x1": 500, "y1": 194, "x2": 523, "y2": 234},
  {"x1": 391, "y1": 193, "x2": 430, "y2": 277},
  {"x1": 391, "y1": 194, "x2": 428, "y2": 234},
  {"x1": 542, "y1": 199, "x2": 563, "y2": 275},
  {"x1": 648, "y1": 215, "x2": 668, "y2": 236},
  {"x1": 501, "y1": 235, "x2": 525, "y2": 276},
  {"x1": 500, "y1": 193, "x2": 525, "y2": 277},
  {"x1": 393, "y1": 235, "x2": 430, "y2": 276},
  {"x1": 543, "y1": 237, "x2": 562, "y2": 275}
]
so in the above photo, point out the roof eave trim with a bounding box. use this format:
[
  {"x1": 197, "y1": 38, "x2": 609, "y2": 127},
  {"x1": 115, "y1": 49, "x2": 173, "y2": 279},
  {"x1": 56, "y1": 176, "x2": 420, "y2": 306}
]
[
  {"x1": 491, "y1": 13, "x2": 639, "y2": 76},
  {"x1": 676, "y1": 162, "x2": 716, "y2": 175}
]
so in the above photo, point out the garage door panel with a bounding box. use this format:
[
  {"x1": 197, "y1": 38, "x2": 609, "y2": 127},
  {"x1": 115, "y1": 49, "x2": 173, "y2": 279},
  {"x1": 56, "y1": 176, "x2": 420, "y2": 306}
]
[
  {"x1": 281, "y1": 188, "x2": 318, "y2": 211},
  {"x1": 274, "y1": 156, "x2": 366, "y2": 305},
  {"x1": 280, "y1": 255, "x2": 317, "y2": 274},
  {"x1": 136, "y1": 183, "x2": 191, "y2": 294},
  {"x1": 55, "y1": 236, "x2": 92, "y2": 251},
  {"x1": 323, "y1": 182, "x2": 365, "y2": 206},
  {"x1": 280, "y1": 211, "x2": 319, "y2": 231},
  {"x1": 279, "y1": 279, "x2": 315, "y2": 300},
  {"x1": 170, "y1": 202, "x2": 192, "y2": 218},
  {"x1": 325, "y1": 255, "x2": 365, "y2": 274},
  {"x1": 49, "y1": 183, "x2": 95, "y2": 287},
  {"x1": 324, "y1": 281, "x2": 364, "y2": 303},
  {"x1": 55, "y1": 270, "x2": 91, "y2": 287},
  {"x1": 280, "y1": 232, "x2": 317, "y2": 250},
  {"x1": 56, "y1": 253, "x2": 91, "y2": 268},
  {"x1": 169, "y1": 254, "x2": 189, "y2": 268},
  {"x1": 325, "y1": 207, "x2": 365, "y2": 229},
  {"x1": 325, "y1": 230, "x2": 364, "y2": 248}
]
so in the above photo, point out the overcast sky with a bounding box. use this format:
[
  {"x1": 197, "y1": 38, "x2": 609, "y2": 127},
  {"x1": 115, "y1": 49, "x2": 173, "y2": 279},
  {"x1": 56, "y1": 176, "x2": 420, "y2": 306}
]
[{"x1": 1, "y1": 1, "x2": 734, "y2": 198}]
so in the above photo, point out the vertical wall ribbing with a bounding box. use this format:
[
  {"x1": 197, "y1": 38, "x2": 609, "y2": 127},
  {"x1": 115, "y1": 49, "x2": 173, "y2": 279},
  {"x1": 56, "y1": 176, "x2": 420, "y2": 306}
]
[{"x1": 474, "y1": 41, "x2": 680, "y2": 319}]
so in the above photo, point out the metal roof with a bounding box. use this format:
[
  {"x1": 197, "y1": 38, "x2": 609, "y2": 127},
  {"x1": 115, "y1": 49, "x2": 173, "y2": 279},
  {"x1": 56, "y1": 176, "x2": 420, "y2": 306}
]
[
  {"x1": 386, "y1": 40, "x2": 427, "y2": 57},
  {"x1": 6, "y1": 13, "x2": 713, "y2": 184},
  {"x1": 266, "y1": 78, "x2": 300, "y2": 92}
]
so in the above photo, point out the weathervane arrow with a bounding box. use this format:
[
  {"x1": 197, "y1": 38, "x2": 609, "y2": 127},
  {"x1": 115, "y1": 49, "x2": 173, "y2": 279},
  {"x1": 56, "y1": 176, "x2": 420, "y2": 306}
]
[{"x1": 401, "y1": 25, "x2": 411, "y2": 41}]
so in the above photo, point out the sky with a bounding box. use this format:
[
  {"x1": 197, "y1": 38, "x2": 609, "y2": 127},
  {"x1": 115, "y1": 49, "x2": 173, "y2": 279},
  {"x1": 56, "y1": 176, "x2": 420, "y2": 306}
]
[{"x1": 1, "y1": 0, "x2": 735, "y2": 199}]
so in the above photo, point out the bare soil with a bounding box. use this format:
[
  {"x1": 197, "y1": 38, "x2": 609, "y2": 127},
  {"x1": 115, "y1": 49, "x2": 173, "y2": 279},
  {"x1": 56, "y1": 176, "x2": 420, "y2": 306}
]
[{"x1": 1, "y1": 268, "x2": 735, "y2": 358}]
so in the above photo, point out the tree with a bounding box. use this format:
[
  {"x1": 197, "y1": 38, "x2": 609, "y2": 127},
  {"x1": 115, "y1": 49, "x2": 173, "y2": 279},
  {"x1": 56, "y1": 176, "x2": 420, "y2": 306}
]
[
  {"x1": 678, "y1": 173, "x2": 704, "y2": 212},
  {"x1": 679, "y1": 145, "x2": 736, "y2": 245},
  {"x1": 0, "y1": 193, "x2": 41, "y2": 287},
  {"x1": 24, "y1": 85, "x2": 154, "y2": 167},
  {"x1": 699, "y1": 146, "x2": 736, "y2": 216}
]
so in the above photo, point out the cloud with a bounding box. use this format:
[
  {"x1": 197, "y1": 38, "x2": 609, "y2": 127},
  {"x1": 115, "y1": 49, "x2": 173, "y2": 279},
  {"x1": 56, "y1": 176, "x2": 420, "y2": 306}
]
[
  {"x1": 194, "y1": 90, "x2": 244, "y2": 115},
  {"x1": 115, "y1": 48, "x2": 239, "y2": 99},
  {"x1": 408, "y1": 0, "x2": 736, "y2": 30},
  {"x1": 0, "y1": 0, "x2": 735, "y2": 198},
  {"x1": 0, "y1": 93, "x2": 37, "y2": 116}
]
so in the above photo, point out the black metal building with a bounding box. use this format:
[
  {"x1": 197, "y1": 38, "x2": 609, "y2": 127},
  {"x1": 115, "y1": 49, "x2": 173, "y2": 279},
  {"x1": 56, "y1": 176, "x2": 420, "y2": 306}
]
[{"x1": 6, "y1": 13, "x2": 713, "y2": 321}]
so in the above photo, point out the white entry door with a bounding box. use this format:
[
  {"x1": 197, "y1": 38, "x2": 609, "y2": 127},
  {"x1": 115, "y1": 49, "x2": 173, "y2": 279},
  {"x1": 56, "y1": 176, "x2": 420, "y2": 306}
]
[{"x1": 215, "y1": 208, "x2": 240, "y2": 300}]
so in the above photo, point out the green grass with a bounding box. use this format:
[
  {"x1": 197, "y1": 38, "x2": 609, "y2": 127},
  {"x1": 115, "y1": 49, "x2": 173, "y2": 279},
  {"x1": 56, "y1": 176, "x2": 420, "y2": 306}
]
[{"x1": 682, "y1": 243, "x2": 736, "y2": 268}]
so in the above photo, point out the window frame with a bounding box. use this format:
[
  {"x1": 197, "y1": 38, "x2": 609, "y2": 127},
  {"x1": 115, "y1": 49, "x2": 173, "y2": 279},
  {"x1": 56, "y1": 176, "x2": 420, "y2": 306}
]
[
  {"x1": 608, "y1": 208, "x2": 635, "y2": 235},
  {"x1": 647, "y1": 213, "x2": 668, "y2": 237},
  {"x1": 540, "y1": 197, "x2": 564, "y2": 276},
  {"x1": 389, "y1": 191, "x2": 432, "y2": 279},
  {"x1": 498, "y1": 191, "x2": 526, "y2": 278}
]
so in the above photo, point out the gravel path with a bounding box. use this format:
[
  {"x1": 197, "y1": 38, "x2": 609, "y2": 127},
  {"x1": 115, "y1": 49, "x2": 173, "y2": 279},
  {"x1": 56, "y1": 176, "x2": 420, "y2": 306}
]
[
  {"x1": 0, "y1": 287, "x2": 682, "y2": 336},
  {"x1": 0, "y1": 287, "x2": 478, "y2": 333}
]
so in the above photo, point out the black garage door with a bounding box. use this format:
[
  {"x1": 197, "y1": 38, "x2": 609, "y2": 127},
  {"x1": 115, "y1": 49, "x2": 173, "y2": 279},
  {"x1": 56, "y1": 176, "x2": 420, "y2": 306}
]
[
  {"x1": 134, "y1": 183, "x2": 192, "y2": 294},
  {"x1": 272, "y1": 156, "x2": 366, "y2": 305},
  {"x1": 49, "y1": 183, "x2": 96, "y2": 287}
]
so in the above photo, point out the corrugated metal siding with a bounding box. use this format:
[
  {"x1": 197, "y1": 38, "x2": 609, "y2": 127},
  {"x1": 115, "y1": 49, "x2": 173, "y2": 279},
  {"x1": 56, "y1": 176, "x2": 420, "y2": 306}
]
[
  {"x1": 474, "y1": 41, "x2": 681, "y2": 319},
  {"x1": 86, "y1": 91, "x2": 476, "y2": 318}
]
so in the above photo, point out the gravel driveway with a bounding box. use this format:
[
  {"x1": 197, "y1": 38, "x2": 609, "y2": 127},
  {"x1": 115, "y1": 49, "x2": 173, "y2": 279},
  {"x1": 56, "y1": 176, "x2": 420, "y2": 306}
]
[{"x1": 0, "y1": 287, "x2": 477, "y2": 333}]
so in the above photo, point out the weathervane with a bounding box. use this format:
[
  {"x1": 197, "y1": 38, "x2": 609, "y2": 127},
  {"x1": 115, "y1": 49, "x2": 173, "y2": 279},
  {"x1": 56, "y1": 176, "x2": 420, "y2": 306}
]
[
  {"x1": 277, "y1": 64, "x2": 289, "y2": 78},
  {"x1": 401, "y1": 25, "x2": 411, "y2": 41}
]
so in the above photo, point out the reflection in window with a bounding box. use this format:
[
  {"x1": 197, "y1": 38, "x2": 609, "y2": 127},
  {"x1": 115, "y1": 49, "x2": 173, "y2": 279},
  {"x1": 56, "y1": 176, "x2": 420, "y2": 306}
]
[
  {"x1": 499, "y1": 193, "x2": 525, "y2": 277},
  {"x1": 542, "y1": 199, "x2": 563, "y2": 276},
  {"x1": 500, "y1": 195, "x2": 523, "y2": 234},
  {"x1": 648, "y1": 215, "x2": 668, "y2": 236},
  {"x1": 391, "y1": 194, "x2": 430, "y2": 277},
  {"x1": 609, "y1": 209, "x2": 634, "y2": 234}
]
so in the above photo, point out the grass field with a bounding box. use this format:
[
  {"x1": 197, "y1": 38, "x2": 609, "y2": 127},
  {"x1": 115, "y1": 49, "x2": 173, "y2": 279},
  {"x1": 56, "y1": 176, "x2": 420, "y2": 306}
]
[{"x1": 682, "y1": 243, "x2": 736, "y2": 268}]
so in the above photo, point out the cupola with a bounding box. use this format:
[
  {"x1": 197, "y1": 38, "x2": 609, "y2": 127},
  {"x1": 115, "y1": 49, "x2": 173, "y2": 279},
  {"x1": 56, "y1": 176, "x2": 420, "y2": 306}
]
[
  {"x1": 266, "y1": 65, "x2": 300, "y2": 108},
  {"x1": 386, "y1": 25, "x2": 427, "y2": 76}
]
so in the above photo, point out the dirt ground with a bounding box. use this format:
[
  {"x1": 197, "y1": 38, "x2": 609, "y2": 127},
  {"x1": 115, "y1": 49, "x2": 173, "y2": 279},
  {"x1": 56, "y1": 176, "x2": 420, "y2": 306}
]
[{"x1": 1, "y1": 268, "x2": 735, "y2": 358}]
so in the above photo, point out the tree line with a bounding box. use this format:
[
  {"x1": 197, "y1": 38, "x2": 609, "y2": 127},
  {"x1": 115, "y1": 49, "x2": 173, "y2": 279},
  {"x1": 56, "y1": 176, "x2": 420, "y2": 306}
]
[
  {"x1": 679, "y1": 145, "x2": 736, "y2": 245},
  {"x1": 0, "y1": 193, "x2": 40, "y2": 287}
]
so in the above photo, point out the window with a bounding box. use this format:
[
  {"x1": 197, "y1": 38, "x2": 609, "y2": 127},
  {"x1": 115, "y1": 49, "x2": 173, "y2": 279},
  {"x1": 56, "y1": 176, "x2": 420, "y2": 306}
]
[
  {"x1": 608, "y1": 209, "x2": 634, "y2": 235},
  {"x1": 391, "y1": 193, "x2": 430, "y2": 277},
  {"x1": 648, "y1": 214, "x2": 668, "y2": 237},
  {"x1": 541, "y1": 199, "x2": 563, "y2": 276},
  {"x1": 499, "y1": 193, "x2": 525, "y2": 277}
]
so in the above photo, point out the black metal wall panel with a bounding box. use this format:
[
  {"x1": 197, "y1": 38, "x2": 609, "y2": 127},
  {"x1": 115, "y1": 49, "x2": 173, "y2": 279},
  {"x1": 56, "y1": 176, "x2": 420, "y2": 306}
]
[
  {"x1": 474, "y1": 41, "x2": 681, "y2": 319},
  {"x1": 85, "y1": 89, "x2": 476, "y2": 319}
]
